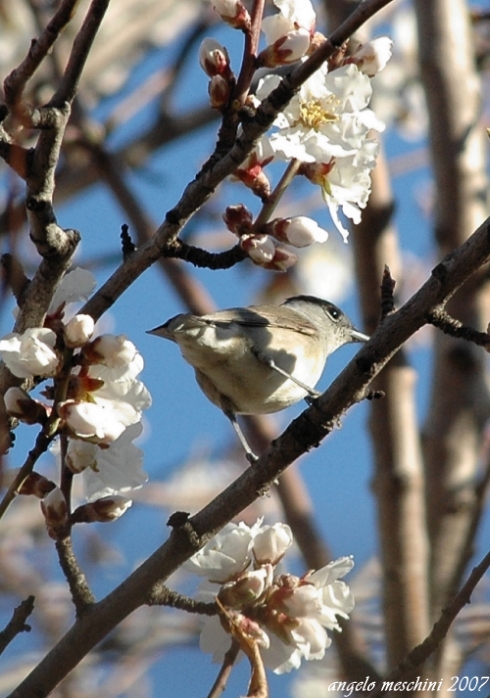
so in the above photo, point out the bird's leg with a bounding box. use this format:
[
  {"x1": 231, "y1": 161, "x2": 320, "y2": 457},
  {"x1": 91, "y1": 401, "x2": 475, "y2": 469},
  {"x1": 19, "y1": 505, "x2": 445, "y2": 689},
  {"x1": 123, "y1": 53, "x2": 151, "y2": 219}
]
[
  {"x1": 253, "y1": 351, "x2": 321, "y2": 401},
  {"x1": 224, "y1": 409, "x2": 259, "y2": 463}
]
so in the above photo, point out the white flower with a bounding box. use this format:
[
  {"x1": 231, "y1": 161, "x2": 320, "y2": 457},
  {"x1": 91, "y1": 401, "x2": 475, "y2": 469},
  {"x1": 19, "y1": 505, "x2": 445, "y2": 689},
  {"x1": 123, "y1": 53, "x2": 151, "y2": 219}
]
[
  {"x1": 81, "y1": 423, "x2": 147, "y2": 501},
  {"x1": 320, "y1": 140, "x2": 380, "y2": 241},
  {"x1": 86, "y1": 334, "x2": 138, "y2": 369},
  {"x1": 49, "y1": 268, "x2": 96, "y2": 313},
  {"x1": 349, "y1": 37, "x2": 393, "y2": 77},
  {"x1": 258, "y1": 28, "x2": 311, "y2": 67},
  {"x1": 185, "y1": 520, "x2": 262, "y2": 583},
  {"x1": 59, "y1": 400, "x2": 128, "y2": 443},
  {"x1": 253, "y1": 523, "x2": 293, "y2": 564},
  {"x1": 189, "y1": 520, "x2": 354, "y2": 675},
  {"x1": 64, "y1": 314, "x2": 95, "y2": 348},
  {"x1": 66, "y1": 439, "x2": 98, "y2": 474},
  {"x1": 257, "y1": 64, "x2": 383, "y2": 164},
  {"x1": 256, "y1": 63, "x2": 386, "y2": 240},
  {"x1": 0, "y1": 327, "x2": 59, "y2": 378},
  {"x1": 261, "y1": 0, "x2": 316, "y2": 42},
  {"x1": 60, "y1": 334, "x2": 151, "y2": 447}
]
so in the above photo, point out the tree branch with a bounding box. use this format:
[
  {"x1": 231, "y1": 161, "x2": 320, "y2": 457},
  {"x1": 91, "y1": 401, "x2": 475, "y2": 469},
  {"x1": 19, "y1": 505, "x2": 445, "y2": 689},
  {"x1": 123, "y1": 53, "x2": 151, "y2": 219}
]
[{"x1": 8, "y1": 215, "x2": 490, "y2": 698}]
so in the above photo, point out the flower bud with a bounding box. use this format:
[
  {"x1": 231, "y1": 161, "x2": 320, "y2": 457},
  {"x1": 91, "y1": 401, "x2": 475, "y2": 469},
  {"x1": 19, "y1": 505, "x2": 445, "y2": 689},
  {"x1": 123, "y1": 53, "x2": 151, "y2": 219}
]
[
  {"x1": 212, "y1": 0, "x2": 250, "y2": 30},
  {"x1": 347, "y1": 37, "x2": 393, "y2": 77},
  {"x1": 71, "y1": 496, "x2": 132, "y2": 523},
  {"x1": 257, "y1": 29, "x2": 311, "y2": 68},
  {"x1": 266, "y1": 216, "x2": 329, "y2": 248},
  {"x1": 264, "y1": 245, "x2": 298, "y2": 271},
  {"x1": 208, "y1": 75, "x2": 231, "y2": 110},
  {"x1": 223, "y1": 204, "x2": 253, "y2": 235},
  {"x1": 199, "y1": 38, "x2": 231, "y2": 78},
  {"x1": 253, "y1": 523, "x2": 293, "y2": 564},
  {"x1": 81, "y1": 334, "x2": 137, "y2": 369},
  {"x1": 16, "y1": 471, "x2": 56, "y2": 498},
  {"x1": 4, "y1": 387, "x2": 49, "y2": 424},
  {"x1": 240, "y1": 234, "x2": 276, "y2": 265},
  {"x1": 218, "y1": 566, "x2": 272, "y2": 608},
  {"x1": 41, "y1": 487, "x2": 68, "y2": 538},
  {"x1": 64, "y1": 314, "x2": 95, "y2": 348}
]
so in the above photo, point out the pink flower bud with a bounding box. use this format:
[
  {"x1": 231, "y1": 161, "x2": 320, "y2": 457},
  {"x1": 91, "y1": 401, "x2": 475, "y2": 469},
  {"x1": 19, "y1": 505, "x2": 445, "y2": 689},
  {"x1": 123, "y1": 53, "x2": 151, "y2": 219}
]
[
  {"x1": 257, "y1": 29, "x2": 311, "y2": 68},
  {"x1": 267, "y1": 216, "x2": 329, "y2": 247},
  {"x1": 212, "y1": 0, "x2": 250, "y2": 30},
  {"x1": 263, "y1": 245, "x2": 298, "y2": 272},
  {"x1": 199, "y1": 38, "x2": 231, "y2": 78},
  {"x1": 71, "y1": 496, "x2": 132, "y2": 523},
  {"x1": 64, "y1": 314, "x2": 95, "y2": 348},
  {"x1": 240, "y1": 234, "x2": 276, "y2": 265},
  {"x1": 223, "y1": 204, "x2": 253, "y2": 235},
  {"x1": 208, "y1": 75, "x2": 231, "y2": 110},
  {"x1": 347, "y1": 37, "x2": 393, "y2": 77},
  {"x1": 4, "y1": 387, "x2": 49, "y2": 424}
]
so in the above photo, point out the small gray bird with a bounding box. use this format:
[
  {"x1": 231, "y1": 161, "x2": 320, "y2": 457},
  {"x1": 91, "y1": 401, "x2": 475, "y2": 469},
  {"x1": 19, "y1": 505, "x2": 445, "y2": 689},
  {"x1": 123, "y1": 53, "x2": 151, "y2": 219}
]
[{"x1": 148, "y1": 295, "x2": 369, "y2": 461}]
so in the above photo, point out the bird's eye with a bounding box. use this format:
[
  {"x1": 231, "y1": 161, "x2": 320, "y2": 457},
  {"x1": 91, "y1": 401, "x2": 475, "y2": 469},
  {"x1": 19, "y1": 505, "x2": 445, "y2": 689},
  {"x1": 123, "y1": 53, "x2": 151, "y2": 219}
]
[{"x1": 327, "y1": 306, "x2": 341, "y2": 321}]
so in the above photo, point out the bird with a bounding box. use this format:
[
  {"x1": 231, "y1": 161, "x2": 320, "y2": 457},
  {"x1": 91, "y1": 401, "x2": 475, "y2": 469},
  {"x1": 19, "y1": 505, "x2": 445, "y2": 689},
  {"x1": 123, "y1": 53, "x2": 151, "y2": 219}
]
[{"x1": 148, "y1": 295, "x2": 369, "y2": 462}]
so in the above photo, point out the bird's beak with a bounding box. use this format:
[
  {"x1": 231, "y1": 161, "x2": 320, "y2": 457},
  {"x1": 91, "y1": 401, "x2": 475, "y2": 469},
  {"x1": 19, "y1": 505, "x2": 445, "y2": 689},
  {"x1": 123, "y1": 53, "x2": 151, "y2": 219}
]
[{"x1": 350, "y1": 329, "x2": 370, "y2": 343}]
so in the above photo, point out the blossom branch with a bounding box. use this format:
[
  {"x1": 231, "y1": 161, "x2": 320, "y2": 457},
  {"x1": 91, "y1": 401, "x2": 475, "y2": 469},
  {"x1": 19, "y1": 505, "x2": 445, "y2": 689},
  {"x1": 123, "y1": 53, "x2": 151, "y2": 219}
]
[
  {"x1": 8, "y1": 215, "x2": 490, "y2": 698},
  {"x1": 232, "y1": 0, "x2": 265, "y2": 107},
  {"x1": 0, "y1": 596, "x2": 35, "y2": 656},
  {"x1": 367, "y1": 549, "x2": 490, "y2": 698},
  {"x1": 80, "y1": 0, "x2": 398, "y2": 322}
]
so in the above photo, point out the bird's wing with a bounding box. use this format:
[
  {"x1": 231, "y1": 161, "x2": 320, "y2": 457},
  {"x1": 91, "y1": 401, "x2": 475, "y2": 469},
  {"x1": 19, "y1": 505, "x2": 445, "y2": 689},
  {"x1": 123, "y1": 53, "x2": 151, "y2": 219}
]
[{"x1": 200, "y1": 306, "x2": 317, "y2": 336}]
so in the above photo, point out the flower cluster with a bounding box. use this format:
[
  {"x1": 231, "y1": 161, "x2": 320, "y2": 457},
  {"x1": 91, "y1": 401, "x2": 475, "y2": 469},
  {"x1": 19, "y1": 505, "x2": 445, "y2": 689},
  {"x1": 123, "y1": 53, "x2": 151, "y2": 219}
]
[
  {"x1": 0, "y1": 269, "x2": 150, "y2": 523},
  {"x1": 200, "y1": 0, "x2": 393, "y2": 265},
  {"x1": 255, "y1": 60, "x2": 387, "y2": 242},
  {"x1": 186, "y1": 519, "x2": 354, "y2": 674}
]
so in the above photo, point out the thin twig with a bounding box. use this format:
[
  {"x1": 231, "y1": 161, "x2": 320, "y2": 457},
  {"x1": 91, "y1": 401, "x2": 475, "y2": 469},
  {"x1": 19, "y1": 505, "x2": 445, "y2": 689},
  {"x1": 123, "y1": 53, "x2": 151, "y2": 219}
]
[
  {"x1": 0, "y1": 596, "x2": 35, "y2": 656},
  {"x1": 207, "y1": 639, "x2": 241, "y2": 698},
  {"x1": 426, "y1": 306, "x2": 490, "y2": 348},
  {"x1": 3, "y1": 0, "x2": 80, "y2": 113},
  {"x1": 367, "y1": 549, "x2": 490, "y2": 697},
  {"x1": 146, "y1": 585, "x2": 217, "y2": 616}
]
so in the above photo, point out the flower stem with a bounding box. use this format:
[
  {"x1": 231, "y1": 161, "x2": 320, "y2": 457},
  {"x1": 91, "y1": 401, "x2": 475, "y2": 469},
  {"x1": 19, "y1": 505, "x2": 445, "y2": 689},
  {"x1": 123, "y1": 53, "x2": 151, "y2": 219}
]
[{"x1": 254, "y1": 158, "x2": 301, "y2": 230}]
